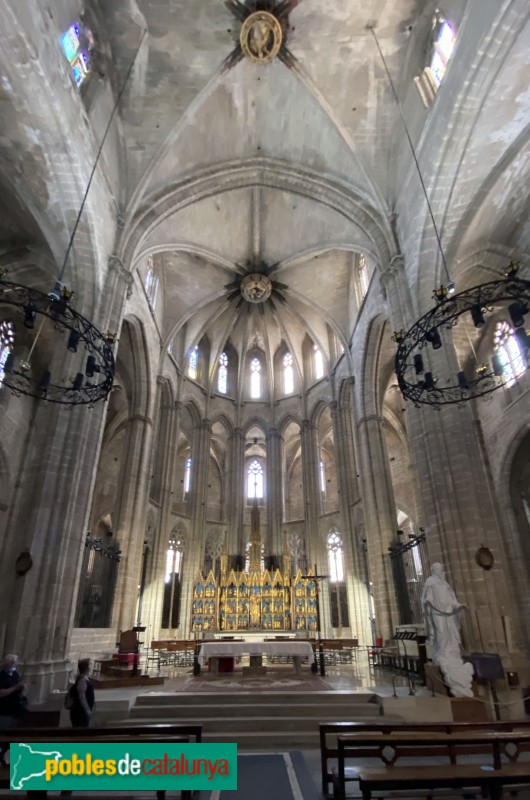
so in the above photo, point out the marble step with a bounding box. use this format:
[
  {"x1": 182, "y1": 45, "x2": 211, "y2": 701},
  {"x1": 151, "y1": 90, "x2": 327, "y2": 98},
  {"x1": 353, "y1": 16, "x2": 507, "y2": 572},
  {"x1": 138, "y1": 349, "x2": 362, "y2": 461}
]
[
  {"x1": 134, "y1": 691, "x2": 376, "y2": 706},
  {"x1": 126, "y1": 713, "x2": 381, "y2": 732},
  {"x1": 129, "y1": 702, "x2": 381, "y2": 720}
]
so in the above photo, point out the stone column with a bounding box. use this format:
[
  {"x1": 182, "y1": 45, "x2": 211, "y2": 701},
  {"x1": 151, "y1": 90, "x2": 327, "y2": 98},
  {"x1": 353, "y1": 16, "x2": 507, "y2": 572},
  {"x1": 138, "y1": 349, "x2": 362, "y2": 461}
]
[
  {"x1": 382, "y1": 254, "x2": 516, "y2": 658},
  {"x1": 111, "y1": 411, "x2": 154, "y2": 634},
  {"x1": 266, "y1": 426, "x2": 283, "y2": 558},
  {"x1": 180, "y1": 418, "x2": 211, "y2": 632},
  {"x1": 330, "y1": 395, "x2": 369, "y2": 638},
  {"x1": 0, "y1": 401, "x2": 106, "y2": 702},
  {"x1": 227, "y1": 427, "x2": 245, "y2": 556},
  {"x1": 143, "y1": 394, "x2": 183, "y2": 641}
]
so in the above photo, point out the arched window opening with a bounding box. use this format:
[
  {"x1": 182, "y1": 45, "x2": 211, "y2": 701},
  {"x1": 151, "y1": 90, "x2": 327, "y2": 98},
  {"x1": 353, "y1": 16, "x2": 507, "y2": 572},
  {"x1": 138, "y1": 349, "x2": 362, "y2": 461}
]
[
  {"x1": 358, "y1": 254, "x2": 370, "y2": 298},
  {"x1": 493, "y1": 321, "x2": 526, "y2": 387},
  {"x1": 250, "y1": 357, "x2": 261, "y2": 398},
  {"x1": 183, "y1": 457, "x2": 192, "y2": 498},
  {"x1": 314, "y1": 345, "x2": 324, "y2": 380},
  {"x1": 283, "y1": 352, "x2": 294, "y2": 394},
  {"x1": 247, "y1": 459, "x2": 264, "y2": 499},
  {"x1": 218, "y1": 352, "x2": 228, "y2": 394},
  {"x1": 326, "y1": 529, "x2": 349, "y2": 628},
  {"x1": 0, "y1": 321, "x2": 15, "y2": 386},
  {"x1": 61, "y1": 21, "x2": 94, "y2": 87},
  {"x1": 162, "y1": 534, "x2": 184, "y2": 629},
  {"x1": 188, "y1": 347, "x2": 199, "y2": 380},
  {"x1": 430, "y1": 19, "x2": 456, "y2": 87}
]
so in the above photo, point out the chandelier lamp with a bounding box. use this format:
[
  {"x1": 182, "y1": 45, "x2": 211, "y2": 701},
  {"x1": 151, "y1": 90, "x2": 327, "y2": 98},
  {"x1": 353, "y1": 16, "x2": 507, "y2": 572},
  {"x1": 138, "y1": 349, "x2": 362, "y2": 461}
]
[
  {"x1": 0, "y1": 271, "x2": 116, "y2": 406},
  {"x1": 393, "y1": 263, "x2": 530, "y2": 406},
  {"x1": 0, "y1": 30, "x2": 146, "y2": 407},
  {"x1": 368, "y1": 26, "x2": 530, "y2": 407}
]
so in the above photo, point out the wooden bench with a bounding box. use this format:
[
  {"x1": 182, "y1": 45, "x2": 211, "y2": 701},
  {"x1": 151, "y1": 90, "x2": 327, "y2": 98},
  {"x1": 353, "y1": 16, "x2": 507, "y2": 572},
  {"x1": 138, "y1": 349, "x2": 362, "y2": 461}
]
[
  {"x1": 335, "y1": 730, "x2": 530, "y2": 800},
  {"x1": 1, "y1": 723, "x2": 202, "y2": 799},
  {"x1": 319, "y1": 719, "x2": 530, "y2": 797}
]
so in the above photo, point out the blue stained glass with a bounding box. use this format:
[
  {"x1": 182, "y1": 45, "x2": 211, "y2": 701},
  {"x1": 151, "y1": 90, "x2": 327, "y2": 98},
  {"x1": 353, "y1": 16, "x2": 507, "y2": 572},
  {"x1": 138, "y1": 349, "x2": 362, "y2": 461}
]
[
  {"x1": 61, "y1": 26, "x2": 80, "y2": 63},
  {"x1": 72, "y1": 64, "x2": 84, "y2": 86}
]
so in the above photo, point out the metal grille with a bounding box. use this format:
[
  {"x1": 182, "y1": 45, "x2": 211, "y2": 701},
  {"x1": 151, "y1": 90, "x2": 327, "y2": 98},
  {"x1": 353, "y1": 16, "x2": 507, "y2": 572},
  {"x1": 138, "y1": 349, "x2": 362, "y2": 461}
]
[
  {"x1": 389, "y1": 533, "x2": 428, "y2": 624},
  {"x1": 75, "y1": 535, "x2": 120, "y2": 627}
]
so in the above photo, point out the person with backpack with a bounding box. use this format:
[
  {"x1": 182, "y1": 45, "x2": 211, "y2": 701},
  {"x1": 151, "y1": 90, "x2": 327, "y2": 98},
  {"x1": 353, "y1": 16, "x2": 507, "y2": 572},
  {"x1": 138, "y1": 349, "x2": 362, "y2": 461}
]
[{"x1": 66, "y1": 658, "x2": 95, "y2": 727}]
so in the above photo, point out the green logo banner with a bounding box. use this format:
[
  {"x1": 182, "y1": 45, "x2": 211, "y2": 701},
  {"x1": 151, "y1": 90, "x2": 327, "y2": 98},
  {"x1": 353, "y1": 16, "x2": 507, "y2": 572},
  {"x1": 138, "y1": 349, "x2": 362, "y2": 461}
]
[{"x1": 10, "y1": 742, "x2": 237, "y2": 791}]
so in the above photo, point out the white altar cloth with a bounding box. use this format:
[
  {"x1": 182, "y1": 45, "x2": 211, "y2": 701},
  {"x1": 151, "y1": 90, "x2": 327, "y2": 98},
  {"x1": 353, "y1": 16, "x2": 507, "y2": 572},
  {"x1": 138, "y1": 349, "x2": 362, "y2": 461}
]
[{"x1": 198, "y1": 640, "x2": 314, "y2": 667}]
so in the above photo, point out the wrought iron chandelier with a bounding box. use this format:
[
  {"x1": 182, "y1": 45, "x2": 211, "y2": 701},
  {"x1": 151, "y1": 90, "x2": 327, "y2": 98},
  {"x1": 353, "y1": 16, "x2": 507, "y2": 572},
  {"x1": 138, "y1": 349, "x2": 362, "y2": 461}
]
[
  {"x1": 369, "y1": 27, "x2": 530, "y2": 407},
  {"x1": 393, "y1": 264, "x2": 530, "y2": 406},
  {"x1": 0, "y1": 273, "x2": 116, "y2": 405},
  {"x1": 0, "y1": 30, "x2": 146, "y2": 407}
]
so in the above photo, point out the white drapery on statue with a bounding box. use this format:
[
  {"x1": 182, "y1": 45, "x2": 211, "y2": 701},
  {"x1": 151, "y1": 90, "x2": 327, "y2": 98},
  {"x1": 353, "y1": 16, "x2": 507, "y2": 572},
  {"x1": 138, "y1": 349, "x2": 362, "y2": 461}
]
[{"x1": 422, "y1": 563, "x2": 474, "y2": 697}]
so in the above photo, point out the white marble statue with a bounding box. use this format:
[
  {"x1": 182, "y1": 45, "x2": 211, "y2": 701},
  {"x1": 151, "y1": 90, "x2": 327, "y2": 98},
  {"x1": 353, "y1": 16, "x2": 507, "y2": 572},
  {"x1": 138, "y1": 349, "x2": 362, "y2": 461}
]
[{"x1": 421, "y1": 562, "x2": 474, "y2": 697}]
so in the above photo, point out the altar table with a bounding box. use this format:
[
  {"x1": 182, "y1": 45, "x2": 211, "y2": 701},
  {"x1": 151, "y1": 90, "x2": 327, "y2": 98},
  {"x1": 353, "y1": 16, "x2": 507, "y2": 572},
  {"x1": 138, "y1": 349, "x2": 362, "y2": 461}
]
[{"x1": 198, "y1": 640, "x2": 315, "y2": 675}]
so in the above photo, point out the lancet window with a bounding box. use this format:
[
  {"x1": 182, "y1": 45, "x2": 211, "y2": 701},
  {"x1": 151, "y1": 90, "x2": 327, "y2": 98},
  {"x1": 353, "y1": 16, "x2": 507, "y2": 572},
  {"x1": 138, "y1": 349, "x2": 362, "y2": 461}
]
[
  {"x1": 314, "y1": 345, "x2": 324, "y2": 380},
  {"x1": 0, "y1": 320, "x2": 15, "y2": 386},
  {"x1": 327, "y1": 528, "x2": 349, "y2": 628},
  {"x1": 283, "y1": 352, "x2": 294, "y2": 394},
  {"x1": 430, "y1": 19, "x2": 456, "y2": 88},
  {"x1": 162, "y1": 533, "x2": 184, "y2": 629},
  {"x1": 144, "y1": 258, "x2": 159, "y2": 309},
  {"x1": 183, "y1": 457, "x2": 192, "y2": 497},
  {"x1": 61, "y1": 21, "x2": 93, "y2": 87},
  {"x1": 250, "y1": 357, "x2": 261, "y2": 398},
  {"x1": 218, "y1": 352, "x2": 228, "y2": 394},
  {"x1": 493, "y1": 321, "x2": 526, "y2": 387},
  {"x1": 247, "y1": 459, "x2": 264, "y2": 499},
  {"x1": 188, "y1": 347, "x2": 199, "y2": 380}
]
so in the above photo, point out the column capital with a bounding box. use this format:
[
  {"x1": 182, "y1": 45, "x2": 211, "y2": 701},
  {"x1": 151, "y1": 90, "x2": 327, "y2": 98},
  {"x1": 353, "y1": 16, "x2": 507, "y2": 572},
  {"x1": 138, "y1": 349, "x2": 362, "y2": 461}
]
[
  {"x1": 108, "y1": 255, "x2": 134, "y2": 298},
  {"x1": 380, "y1": 254, "x2": 405, "y2": 285}
]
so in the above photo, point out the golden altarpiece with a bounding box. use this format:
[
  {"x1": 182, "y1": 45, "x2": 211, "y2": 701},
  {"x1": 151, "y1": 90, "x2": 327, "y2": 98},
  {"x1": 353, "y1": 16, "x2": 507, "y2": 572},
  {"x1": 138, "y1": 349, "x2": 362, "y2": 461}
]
[{"x1": 191, "y1": 500, "x2": 318, "y2": 633}]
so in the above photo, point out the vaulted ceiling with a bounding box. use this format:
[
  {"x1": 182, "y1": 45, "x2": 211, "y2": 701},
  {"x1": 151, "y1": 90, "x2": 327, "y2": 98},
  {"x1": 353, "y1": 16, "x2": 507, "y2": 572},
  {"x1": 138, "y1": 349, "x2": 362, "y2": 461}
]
[{"x1": 96, "y1": 0, "x2": 427, "y2": 388}]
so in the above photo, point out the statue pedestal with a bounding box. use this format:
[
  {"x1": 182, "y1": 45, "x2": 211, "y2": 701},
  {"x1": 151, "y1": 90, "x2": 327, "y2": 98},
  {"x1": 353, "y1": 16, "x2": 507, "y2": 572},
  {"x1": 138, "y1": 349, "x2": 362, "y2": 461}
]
[{"x1": 450, "y1": 697, "x2": 489, "y2": 722}]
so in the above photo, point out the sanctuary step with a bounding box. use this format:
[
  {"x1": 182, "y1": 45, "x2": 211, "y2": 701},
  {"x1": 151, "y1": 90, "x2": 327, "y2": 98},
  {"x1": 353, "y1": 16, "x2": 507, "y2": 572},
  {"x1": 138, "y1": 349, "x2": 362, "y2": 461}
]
[{"x1": 110, "y1": 690, "x2": 389, "y2": 748}]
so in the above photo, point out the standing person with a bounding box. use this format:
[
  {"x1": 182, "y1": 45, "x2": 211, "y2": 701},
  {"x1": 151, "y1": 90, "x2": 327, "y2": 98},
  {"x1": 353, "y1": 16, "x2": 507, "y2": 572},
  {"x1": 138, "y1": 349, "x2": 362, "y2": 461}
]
[
  {"x1": 0, "y1": 654, "x2": 26, "y2": 765},
  {"x1": 69, "y1": 658, "x2": 95, "y2": 728}
]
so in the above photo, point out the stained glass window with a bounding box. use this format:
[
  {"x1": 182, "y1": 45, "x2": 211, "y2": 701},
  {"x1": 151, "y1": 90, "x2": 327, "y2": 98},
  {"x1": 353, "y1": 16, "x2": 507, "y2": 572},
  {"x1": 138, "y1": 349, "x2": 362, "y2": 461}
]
[
  {"x1": 314, "y1": 345, "x2": 324, "y2": 379},
  {"x1": 0, "y1": 321, "x2": 15, "y2": 387},
  {"x1": 493, "y1": 321, "x2": 526, "y2": 387},
  {"x1": 247, "y1": 459, "x2": 264, "y2": 499},
  {"x1": 250, "y1": 357, "x2": 261, "y2": 398},
  {"x1": 218, "y1": 352, "x2": 228, "y2": 394},
  {"x1": 430, "y1": 20, "x2": 456, "y2": 88},
  {"x1": 283, "y1": 352, "x2": 294, "y2": 394},
  {"x1": 61, "y1": 22, "x2": 92, "y2": 87},
  {"x1": 188, "y1": 348, "x2": 199, "y2": 380}
]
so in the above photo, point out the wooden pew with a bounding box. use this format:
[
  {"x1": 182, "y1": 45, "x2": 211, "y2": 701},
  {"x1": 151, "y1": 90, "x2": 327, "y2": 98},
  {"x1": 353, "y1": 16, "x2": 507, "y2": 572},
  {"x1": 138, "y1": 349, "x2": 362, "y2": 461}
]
[
  {"x1": 319, "y1": 718, "x2": 530, "y2": 797},
  {"x1": 340, "y1": 731, "x2": 530, "y2": 800},
  {"x1": 1, "y1": 723, "x2": 202, "y2": 799}
]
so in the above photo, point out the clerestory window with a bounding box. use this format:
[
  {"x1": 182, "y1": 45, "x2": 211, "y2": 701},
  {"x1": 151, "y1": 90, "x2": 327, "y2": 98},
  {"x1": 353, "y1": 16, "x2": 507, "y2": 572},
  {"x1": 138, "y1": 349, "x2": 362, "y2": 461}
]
[
  {"x1": 61, "y1": 21, "x2": 93, "y2": 87},
  {"x1": 250, "y1": 357, "x2": 261, "y2": 399},
  {"x1": 218, "y1": 352, "x2": 228, "y2": 394},
  {"x1": 0, "y1": 321, "x2": 15, "y2": 387}
]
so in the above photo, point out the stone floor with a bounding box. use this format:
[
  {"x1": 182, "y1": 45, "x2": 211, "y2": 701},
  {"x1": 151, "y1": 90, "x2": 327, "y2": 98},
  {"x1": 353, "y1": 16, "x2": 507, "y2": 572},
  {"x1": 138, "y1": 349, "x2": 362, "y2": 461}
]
[{"x1": 7, "y1": 655, "x2": 529, "y2": 799}]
